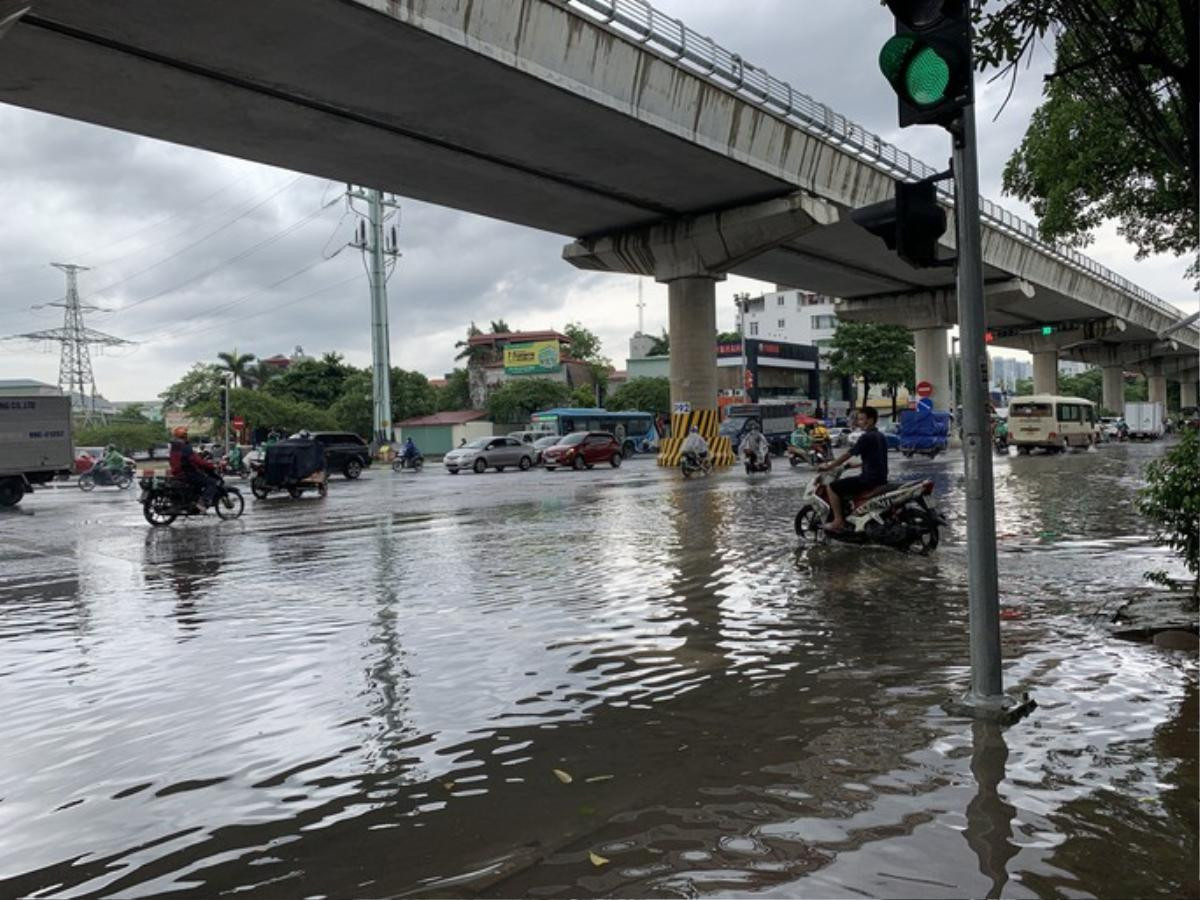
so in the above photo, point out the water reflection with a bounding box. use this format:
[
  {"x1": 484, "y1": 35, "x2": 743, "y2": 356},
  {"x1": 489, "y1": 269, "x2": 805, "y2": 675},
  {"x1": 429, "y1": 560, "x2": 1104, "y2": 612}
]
[{"x1": 963, "y1": 721, "x2": 1018, "y2": 899}]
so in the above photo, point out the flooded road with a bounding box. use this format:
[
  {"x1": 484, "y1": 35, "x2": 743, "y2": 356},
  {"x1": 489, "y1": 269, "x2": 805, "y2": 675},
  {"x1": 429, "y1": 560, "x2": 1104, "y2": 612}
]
[{"x1": 1, "y1": 442, "x2": 1195, "y2": 898}]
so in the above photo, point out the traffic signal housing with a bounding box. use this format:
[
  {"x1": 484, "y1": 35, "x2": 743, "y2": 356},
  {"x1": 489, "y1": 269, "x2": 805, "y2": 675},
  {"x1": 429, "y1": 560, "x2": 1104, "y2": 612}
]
[
  {"x1": 880, "y1": 0, "x2": 972, "y2": 129},
  {"x1": 850, "y1": 177, "x2": 948, "y2": 269}
]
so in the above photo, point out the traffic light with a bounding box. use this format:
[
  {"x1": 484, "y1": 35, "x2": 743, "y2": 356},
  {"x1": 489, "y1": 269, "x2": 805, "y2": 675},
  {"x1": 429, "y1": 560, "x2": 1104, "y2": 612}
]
[
  {"x1": 879, "y1": 0, "x2": 972, "y2": 129},
  {"x1": 850, "y1": 177, "x2": 948, "y2": 268},
  {"x1": 1040, "y1": 325, "x2": 1054, "y2": 336},
  {"x1": 984, "y1": 330, "x2": 994, "y2": 344}
]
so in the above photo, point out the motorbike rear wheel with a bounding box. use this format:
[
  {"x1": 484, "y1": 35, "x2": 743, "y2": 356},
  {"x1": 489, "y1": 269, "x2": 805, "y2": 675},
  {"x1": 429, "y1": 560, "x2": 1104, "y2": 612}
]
[
  {"x1": 143, "y1": 492, "x2": 177, "y2": 526},
  {"x1": 250, "y1": 477, "x2": 270, "y2": 500},
  {"x1": 78, "y1": 473, "x2": 96, "y2": 491},
  {"x1": 215, "y1": 489, "x2": 244, "y2": 520},
  {"x1": 901, "y1": 507, "x2": 939, "y2": 554},
  {"x1": 116, "y1": 473, "x2": 133, "y2": 490}
]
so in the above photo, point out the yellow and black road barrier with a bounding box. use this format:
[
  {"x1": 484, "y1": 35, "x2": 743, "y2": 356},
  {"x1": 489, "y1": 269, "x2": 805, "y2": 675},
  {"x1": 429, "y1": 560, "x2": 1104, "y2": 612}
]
[{"x1": 657, "y1": 409, "x2": 735, "y2": 467}]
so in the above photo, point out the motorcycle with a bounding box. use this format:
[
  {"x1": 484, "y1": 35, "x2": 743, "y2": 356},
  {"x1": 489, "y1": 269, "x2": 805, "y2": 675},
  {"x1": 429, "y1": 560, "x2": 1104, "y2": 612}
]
[
  {"x1": 993, "y1": 433, "x2": 1009, "y2": 454},
  {"x1": 391, "y1": 453, "x2": 425, "y2": 472},
  {"x1": 786, "y1": 443, "x2": 828, "y2": 468},
  {"x1": 79, "y1": 462, "x2": 133, "y2": 491},
  {"x1": 220, "y1": 456, "x2": 249, "y2": 477},
  {"x1": 794, "y1": 463, "x2": 945, "y2": 554},
  {"x1": 742, "y1": 447, "x2": 772, "y2": 475},
  {"x1": 680, "y1": 450, "x2": 714, "y2": 478},
  {"x1": 140, "y1": 474, "x2": 244, "y2": 526}
]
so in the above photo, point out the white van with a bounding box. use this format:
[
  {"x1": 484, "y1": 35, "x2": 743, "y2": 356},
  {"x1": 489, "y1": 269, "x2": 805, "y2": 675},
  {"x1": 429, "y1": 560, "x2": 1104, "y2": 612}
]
[{"x1": 1009, "y1": 394, "x2": 1097, "y2": 453}]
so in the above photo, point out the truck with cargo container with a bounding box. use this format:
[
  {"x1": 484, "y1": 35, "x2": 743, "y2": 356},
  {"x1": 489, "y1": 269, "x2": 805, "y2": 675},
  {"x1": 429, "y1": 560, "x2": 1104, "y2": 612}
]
[
  {"x1": 1123, "y1": 401, "x2": 1164, "y2": 440},
  {"x1": 0, "y1": 394, "x2": 73, "y2": 507}
]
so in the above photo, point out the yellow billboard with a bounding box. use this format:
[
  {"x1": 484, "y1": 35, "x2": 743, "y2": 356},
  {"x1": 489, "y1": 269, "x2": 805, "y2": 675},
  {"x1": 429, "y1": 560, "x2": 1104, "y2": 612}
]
[{"x1": 504, "y1": 340, "x2": 561, "y2": 375}]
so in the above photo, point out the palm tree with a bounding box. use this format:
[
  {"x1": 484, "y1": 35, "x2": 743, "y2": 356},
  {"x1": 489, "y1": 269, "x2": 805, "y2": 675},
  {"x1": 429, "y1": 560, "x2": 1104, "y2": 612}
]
[{"x1": 216, "y1": 348, "x2": 256, "y2": 388}]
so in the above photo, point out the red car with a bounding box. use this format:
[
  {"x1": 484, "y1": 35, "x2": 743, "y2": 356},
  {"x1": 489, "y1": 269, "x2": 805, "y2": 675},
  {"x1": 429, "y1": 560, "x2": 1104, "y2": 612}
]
[{"x1": 542, "y1": 432, "x2": 622, "y2": 471}]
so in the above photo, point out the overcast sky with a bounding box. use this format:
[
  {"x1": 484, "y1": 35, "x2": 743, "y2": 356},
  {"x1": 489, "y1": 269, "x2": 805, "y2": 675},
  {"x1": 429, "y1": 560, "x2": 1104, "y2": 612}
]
[{"x1": 0, "y1": 0, "x2": 1193, "y2": 401}]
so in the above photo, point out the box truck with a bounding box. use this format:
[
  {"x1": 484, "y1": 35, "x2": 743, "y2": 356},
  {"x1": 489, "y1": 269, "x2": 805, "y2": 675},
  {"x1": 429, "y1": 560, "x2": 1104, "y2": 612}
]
[
  {"x1": 0, "y1": 395, "x2": 73, "y2": 507},
  {"x1": 1124, "y1": 401, "x2": 1164, "y2": 440}
]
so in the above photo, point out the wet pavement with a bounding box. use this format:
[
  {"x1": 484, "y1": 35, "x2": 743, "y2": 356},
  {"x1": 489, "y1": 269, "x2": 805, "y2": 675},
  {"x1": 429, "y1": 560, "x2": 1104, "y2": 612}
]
[{"x1": 1, "y1": 443, "x2": 1196, "y2": 898}]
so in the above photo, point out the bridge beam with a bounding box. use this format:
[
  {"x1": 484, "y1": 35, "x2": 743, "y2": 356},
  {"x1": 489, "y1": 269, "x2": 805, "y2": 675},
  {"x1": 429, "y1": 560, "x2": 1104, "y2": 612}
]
[
  {"x1": 1067, "y1": 340, "x2": 1181, "y2": 369},
  {"x1": 1181, "y1": 377, "x2": 1198, "y2": 411},
  {"x1": 1032, "y1": 350, "x2": 1058, "y2": 395},
  {"x1": 914, "y1": 327, "x2": 951, "y2": 411},
  {"x1": 562, "y1": 191, "x2": 838, "y2": 281},
  {"x1": 1102, "y1": 365, "x2": 1125, "y2": 413}
]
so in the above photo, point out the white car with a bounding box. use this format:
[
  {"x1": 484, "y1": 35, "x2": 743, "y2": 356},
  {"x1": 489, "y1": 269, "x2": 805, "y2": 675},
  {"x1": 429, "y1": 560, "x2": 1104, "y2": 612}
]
[{"x1": 443, "y1": 436, "x2": 535, "y2": 474}]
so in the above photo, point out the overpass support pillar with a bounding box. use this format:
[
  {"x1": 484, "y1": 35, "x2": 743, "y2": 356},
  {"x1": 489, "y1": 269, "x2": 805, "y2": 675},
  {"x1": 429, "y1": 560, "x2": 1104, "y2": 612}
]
[
  {"x1": 1101, "y1": 366, "x2": 1124, "y2": 413},
  {"x1": 1181, "y1": 379, "x2": 1198, "y2": 411},
  {"x1": 1148, "y1": 374, "x2": 1168, "y2": 407},
  {"x1": 1032, "y1": 351, "x2": 1058, "y2": 395},
  {"x1": 914, "y1": 327, "x2": 951, "y2": 411},
  {"x1": 659, "y1": 276, "x2": 735, "y2": 467}
]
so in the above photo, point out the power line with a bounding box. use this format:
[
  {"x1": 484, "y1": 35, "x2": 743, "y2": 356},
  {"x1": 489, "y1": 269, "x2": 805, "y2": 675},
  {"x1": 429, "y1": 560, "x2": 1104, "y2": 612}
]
[
  {"x1": 164, "y1": 274, "x2": 361, "y2": 341},
  {"x1": 87, "y1": 175, "x2": 305, "y2": 300},
  {"x1": 103, "y1": 199, "x2": 336, "y2": 318}
]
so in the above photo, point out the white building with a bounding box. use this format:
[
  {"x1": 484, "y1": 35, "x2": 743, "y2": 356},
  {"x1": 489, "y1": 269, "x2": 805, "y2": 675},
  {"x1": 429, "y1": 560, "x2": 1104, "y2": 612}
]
[
  {"x1": 1058, "y1": 359, "x2": 1092, "y2": 377},
  {"x1": 737, "y1": 288, "x2": 840, "y2": 352}
]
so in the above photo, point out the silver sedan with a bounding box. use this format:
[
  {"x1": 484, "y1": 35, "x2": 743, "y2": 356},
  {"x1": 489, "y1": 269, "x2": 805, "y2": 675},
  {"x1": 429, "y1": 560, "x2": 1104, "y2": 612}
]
[{"x1": 444, "y1": 436, "x2": 535, "y2": 474}]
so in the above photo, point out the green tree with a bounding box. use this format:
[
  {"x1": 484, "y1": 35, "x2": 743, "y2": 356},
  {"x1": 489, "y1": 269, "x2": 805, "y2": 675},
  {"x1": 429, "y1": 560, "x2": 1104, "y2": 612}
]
[
  {"x1": 647, "y1": 329, "x2": 670, "y2": 356},
  {"x1": 1137, "y1": 425, "x2": 1200, "y2": 600},
  {"x1": 192, "y1": 388, "x2": 336, "y2": 435},
  {"x1": 390, "y1": 368, "x2": 437, "y2": 422},
  {"x1": 216, "y1": 349, "x2": 256, "y2": 388},
  {"x1": 329, "y1": 371, "x2": 373, "y2": 438},
  {"x1": 1059, "y1": 368, "x2": 1103, "y2": 404},
  {"x1": 486, "y1": 379, "x2": 572, "y2": 424},
  {"x1": 716, "y1": 330, "x2": 742, "y2": 344},
  {"x1": 246, "y1": 360, "x2": 282, "y2": 390},
  {"x1": 74, "y1": 422, "x2": 167, "y2": 455},
  {"x1": 266, "y1": 353, "x2": 354, "y2": 409},
  {"x1": 1014, "y1": 377, "x2": 1034, "y2": 396},
  {"x1": 827, "y1": 322, "x2": 915, "y2": 406},
  {"x1": 571, "y1": 384, "x2": 597, "y2": 408},
  {"x1": 490, "y1": 319, "x2": 513, "y2": 334},
  {"x1": 454, "y1": 322, "x2": 493, "y2": 365},
  {"x1": 606, "y1": 377, "x2": 671, "y2": 415},
  {"x1": 563, "y1": 322, "x2": 603, "y2": 363},
  {"x1": 975, "y1": 0, "x2": 1197, "y2": 280},
  {"x1": 159, "y1": 363, "x2": 226, "y2": 410},
  {"x1": 435, "y1": 369, "x2": 472, "y2": 411}
]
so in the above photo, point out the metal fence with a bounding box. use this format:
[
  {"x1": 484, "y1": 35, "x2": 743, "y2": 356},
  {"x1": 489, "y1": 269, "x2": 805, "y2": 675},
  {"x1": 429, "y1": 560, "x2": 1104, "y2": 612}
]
[{"x1": 564, "y1": 0, "x2": 1192, "y2": 326}]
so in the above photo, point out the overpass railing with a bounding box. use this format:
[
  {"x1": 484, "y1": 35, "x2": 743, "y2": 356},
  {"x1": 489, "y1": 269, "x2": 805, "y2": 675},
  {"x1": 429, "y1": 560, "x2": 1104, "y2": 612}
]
[{"x1": 564, "y1": 0, "x2": 1193, "y2": 329}]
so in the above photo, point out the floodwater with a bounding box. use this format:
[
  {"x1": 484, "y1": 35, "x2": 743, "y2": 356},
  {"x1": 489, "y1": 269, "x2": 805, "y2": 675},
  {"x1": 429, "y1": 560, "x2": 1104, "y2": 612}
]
[{"x1": 1, "y1": 442, "x2": 1195, "y2": 898}]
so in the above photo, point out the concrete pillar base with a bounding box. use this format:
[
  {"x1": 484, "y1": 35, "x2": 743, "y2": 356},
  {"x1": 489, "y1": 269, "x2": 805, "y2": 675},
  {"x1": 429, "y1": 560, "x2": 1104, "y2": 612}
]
[
  {"x1": 1148, "y1": 375, "x2": 1167, "y2": 406},
  {"x1": 658, "y1": 275, "x2": 734, "y2": 467},
  {"x1": 1032, "y1": 350, "x2": 1058, "y2": 395},
  {"x1": 1181, "y1": 380, "x2": 1198, "y2": 410},
  {"x1": 1101, "y1": 366, "x2": 1124, "y2": 413},
  {"x1": 914, "y1": 327, "x2": 951, "y2": 412}
]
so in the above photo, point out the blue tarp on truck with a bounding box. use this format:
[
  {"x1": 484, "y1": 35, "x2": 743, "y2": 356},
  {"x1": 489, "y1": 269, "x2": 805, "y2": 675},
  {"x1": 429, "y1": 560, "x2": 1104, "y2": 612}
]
[{"x1": 898, "y1": 407, "x2": 950, "y2": 456}]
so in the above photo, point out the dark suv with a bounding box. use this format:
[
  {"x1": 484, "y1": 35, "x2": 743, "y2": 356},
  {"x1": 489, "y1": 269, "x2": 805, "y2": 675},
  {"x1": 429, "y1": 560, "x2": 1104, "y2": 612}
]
[{"x1": 311, "y1": 432, "x2": 371, "y2": 479}]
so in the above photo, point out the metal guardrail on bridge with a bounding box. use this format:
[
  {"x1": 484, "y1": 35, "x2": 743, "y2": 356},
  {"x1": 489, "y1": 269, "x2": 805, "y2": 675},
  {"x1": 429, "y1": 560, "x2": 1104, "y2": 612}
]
[{"x1": 563, "y1": 0, "x2": 1195, "y2": 331}]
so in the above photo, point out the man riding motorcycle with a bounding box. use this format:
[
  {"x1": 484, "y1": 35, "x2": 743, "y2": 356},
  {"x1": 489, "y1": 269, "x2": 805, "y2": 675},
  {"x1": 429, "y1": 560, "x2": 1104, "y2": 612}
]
[
  {"x1": 402, "y1": 437, "x2": 421, "y2": 464},
  {"x1": 740, "y1": 421, "x2": 771, "y2": 467},
  {"x1": 680, "y1": 425, "x2": 709, "y2": 466},
  {"x1": 169, "y1": 425, "x2": 219, "y2": 509},
  {"x1": 226, "y1": 442, "x2": 244, "y2": 473},
  {"x1": 820, "y1": 406, "x2": 888, "y2": 532},
  {"x1": 102, "y1": 444, "x2": 126, "y2": 478}
]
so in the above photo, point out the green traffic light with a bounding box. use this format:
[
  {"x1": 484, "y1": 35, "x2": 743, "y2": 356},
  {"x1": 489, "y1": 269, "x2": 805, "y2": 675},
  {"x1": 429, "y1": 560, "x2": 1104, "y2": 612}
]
[
  {"x1": 879, "y1": 35, "x2": 952, "y2": 107},
  {"x1": 1041, "y1": 325, "x2": 1053, "y2": 335},
  {"x1": 905, "y1": 47, "x2": 951, "y2": 104}
]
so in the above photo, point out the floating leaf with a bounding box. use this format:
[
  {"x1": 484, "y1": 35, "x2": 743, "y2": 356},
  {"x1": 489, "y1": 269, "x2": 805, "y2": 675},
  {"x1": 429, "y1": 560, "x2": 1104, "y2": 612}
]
[
  {"x1": 443, "y1": 781, "x2": 455, "y2": 791},
  {"x1": 553, "y1": 768, "x2": 573, "y2": 784},
  {"x1": 589, "y1": 851, "x2": 610, "y2": 867},
  {"x1": 585, "y1": 774, "x2": 614, "y2": 784}
]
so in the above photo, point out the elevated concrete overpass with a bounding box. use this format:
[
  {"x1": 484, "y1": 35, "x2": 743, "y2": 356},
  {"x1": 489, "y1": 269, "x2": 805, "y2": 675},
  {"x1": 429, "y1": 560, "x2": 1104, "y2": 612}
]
[{"x1": 0, "y1": 0, "x2": 1194, "y2": 423}]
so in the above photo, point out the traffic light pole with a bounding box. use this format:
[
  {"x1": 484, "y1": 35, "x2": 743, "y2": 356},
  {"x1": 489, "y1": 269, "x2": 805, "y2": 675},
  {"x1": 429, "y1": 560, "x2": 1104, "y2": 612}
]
[{"x1": 948, "y1": 106, "x2": 1033, "y2": 723}]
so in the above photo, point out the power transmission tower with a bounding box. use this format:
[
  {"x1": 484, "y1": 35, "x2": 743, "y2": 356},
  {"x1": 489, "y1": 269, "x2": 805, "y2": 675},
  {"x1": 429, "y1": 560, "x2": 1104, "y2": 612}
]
[
  {"x1": 347, "y1": 186, "x2": 401, "y2": 446},
  {"x1": 4, "y1": 263, "x2": 132, "y2": 425}
]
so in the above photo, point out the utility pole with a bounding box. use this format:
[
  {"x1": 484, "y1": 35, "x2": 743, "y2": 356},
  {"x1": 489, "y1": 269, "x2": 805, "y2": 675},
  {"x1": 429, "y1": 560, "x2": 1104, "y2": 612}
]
[
  {"x1": 636, "y1": 278, "x2": 646, "y2": 334},
  {"x1": 348, "y1": 186, "x2": 401, "y2": 448},
  {"x1": 224, "y1": 375, "x2": 232, "y2": 455},
  {"x1": 3, "y1": 263, "x2": 131, "y2": 425}
]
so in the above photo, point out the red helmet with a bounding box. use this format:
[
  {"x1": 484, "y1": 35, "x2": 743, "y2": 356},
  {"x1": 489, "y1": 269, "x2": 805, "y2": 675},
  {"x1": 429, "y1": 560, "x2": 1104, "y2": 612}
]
[{"x1": 172, "y1": 426, "x2": 188, "y2": 439}]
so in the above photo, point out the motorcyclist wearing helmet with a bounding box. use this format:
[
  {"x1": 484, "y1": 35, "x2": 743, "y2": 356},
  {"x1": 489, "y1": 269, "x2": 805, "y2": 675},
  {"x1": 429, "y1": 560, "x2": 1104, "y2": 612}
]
[
  {"x1": 680, "y1": 424, "x2": 709, "y2": 461},
  {"x1": 740, "y1": 420, "x2": 770, "y2": 467},
  {"x1": 169, "y1": 425, "x2": 218, "y2": 508},
  {"x1": 402, "y1": 436, "x2": 420, "y2": 462}
]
